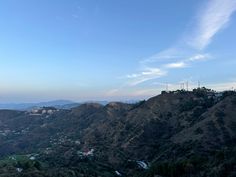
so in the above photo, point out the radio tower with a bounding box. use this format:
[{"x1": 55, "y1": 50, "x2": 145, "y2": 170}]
[{"x1": 198, "y1": 81, "x2": 201, "y2": 88}]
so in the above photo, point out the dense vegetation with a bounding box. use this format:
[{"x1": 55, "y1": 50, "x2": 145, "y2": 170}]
[{"x1": 0, "y1": 88, "x2": 235, "y2": 176}]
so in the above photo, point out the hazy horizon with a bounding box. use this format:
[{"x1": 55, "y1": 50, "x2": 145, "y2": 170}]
[{"x1": 1, "y1": 0, "x2": 236, "y2": 102}]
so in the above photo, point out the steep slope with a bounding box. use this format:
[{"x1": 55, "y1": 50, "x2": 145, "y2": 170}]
[{"x1": 0, "y1": 89, "x2": 235, "y2": 176}]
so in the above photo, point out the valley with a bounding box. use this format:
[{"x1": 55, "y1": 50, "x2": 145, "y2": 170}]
[{"x1": 0, "y1": 88, "x2": 235, "y2": 177}]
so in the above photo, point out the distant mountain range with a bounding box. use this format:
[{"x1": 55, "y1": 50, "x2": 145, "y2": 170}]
[
  {"x1": 0, "y1": 88, "x2": 235, "y2": 176},
  {"x1": 0, "y1": 100, "x2": 109, "y2": 110}
]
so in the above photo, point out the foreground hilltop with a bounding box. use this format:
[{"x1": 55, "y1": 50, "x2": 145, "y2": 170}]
[{"x1": 0, "y1": 88, "x2": 235, "y2": 177}]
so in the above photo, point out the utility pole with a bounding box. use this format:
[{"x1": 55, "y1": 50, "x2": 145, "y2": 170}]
[{"x1": 186, "y1": 81, "x2": 189, "y2": 91}]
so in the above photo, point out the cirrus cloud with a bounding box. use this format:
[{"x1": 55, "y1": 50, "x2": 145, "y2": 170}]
[{"x1": 125, "y1": 0, "x2": 236, "y2": 86}]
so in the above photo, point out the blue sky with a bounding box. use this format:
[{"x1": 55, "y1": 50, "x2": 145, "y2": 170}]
[{"x1": 0, "y1": 0, "x2": 236, "y2": 102}]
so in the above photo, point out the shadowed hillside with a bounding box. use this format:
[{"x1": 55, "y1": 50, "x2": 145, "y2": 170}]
[{"x1": 0, "y1": 88, "x2": 235, "y2": 177}]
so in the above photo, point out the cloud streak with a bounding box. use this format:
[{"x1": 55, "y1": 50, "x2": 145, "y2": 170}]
[
  {"x1": 188, "y1": 0, "x2": 236, "y2": 50},
  {"x1": 127, "y1": 53, "x2": 210, "y2": 86},
  {"x1": 125, "y1": 0, "x2": 236, "y2": 86},
  {"x1": 127, "y1": 68, "x2": 167, "y2": 86},
  {"x1": 164, "y1": 61, "x2": 187, "y2": 69}
]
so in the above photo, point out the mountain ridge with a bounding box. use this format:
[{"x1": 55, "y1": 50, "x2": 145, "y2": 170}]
[
  {"x1": 0, "y1": 88, "x2": 235, "y2": 176},
  {"x1": 0, "y1": 100, "x2": 110, "y2": 110}
]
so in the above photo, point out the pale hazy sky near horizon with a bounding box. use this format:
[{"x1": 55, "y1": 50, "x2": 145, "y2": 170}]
[{"x1": 0, "y1": 0, "x2": 236, "y2": 103}]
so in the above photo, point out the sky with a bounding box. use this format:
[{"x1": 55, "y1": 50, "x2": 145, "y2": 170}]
[{"x1": 0, "y1": 0, "x2": 236, "y2": 103}]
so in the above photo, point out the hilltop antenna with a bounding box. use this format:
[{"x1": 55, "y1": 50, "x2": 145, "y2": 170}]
[
  {"x1": 198, "y1": 81, "x2": 201, "y2": 88},
  {"x1": 180, "y1": 83, "x2": 184, "y2": 90},
  {"x1": 186, "y1": 81, "x2": 189, "y2": 91},
  {"x1": 166, "y1": 83, "x2": 169, "y2": 92}
]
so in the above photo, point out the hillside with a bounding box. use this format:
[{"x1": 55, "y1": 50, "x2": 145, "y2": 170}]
[{"x1": 0, "y1": 88, "x2": 235, "y2": 177}]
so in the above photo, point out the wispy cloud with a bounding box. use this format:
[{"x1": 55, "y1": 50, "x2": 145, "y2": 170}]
[
  {"x1": 164, "y1": 61, "x2": 187, "y2": 69},
  {"x1": 140, "y1": 47, "x2": 187, "y2": 64},
  {"x1": 127, "y1": 68, "x2": 167, "y2": 86},
  {"x1": 187, "y1": 54, "x2": 211, "y2": 61},
  {"x1": 188, "y1": 0, "x2": 236, "y2": 50},
  {"x1": 126, "y1": 53, "x2": 210, "y2": 86},
  {"x1": 125, "y1": 0, "x2": 236, "y2": 86}
]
